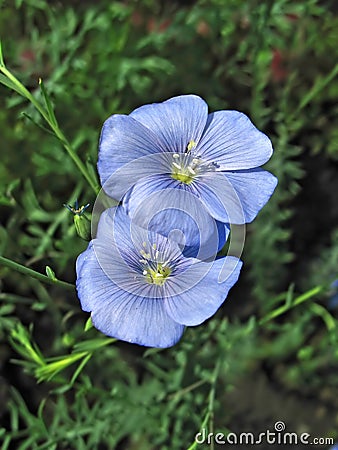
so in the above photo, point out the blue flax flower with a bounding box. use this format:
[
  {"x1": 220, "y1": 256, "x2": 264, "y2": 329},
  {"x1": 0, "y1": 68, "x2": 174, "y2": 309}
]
[
  {"x1": 118, "y1": 188, "x2": 230, "y2": 259},
  {"x1": 98, "y1": 95, "x2": 277, "y2": 229},
  {"x1": 76, "y1": 207, "x2": 242, "y2": 348}
]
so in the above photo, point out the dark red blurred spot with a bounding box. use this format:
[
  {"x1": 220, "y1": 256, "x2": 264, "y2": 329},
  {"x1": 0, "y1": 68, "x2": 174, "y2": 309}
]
[
  {"x1": 20, "y1": 49, "x2": 36, "y2": 64},
  {"x1": 271, "y1": 49, "x2": 288, "y2": 82},
  {"x1": 146, "y1": 17, "x2": 171, "y2": 33},
  {"x1": 131, "y1": 10, "x2": 144, "y2": 27},
  {"x1": 196, "y1": 20, "x2": 210, "y2": 37}
]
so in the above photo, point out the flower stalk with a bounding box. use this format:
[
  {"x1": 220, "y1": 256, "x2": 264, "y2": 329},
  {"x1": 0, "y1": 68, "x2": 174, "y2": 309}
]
[
  {"x1": 0, "y1": 41, "x2": 100, "y2": 194},
  {"x1": 0, "y1": 256, "x2": 74, "y2": 291},
  {"x1": 259, "y1": 285, "x2": 325, "y2": 325}
]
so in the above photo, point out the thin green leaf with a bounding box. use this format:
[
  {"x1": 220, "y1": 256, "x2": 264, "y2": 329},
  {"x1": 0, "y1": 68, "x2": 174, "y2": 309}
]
[
  {"x1": 310, "y1": 303, "x2": 336, "y2": 332},
  {"x1": 86, "y1": 155, "x2": 100, "y2": 188},
  {"x1": 35, "y1": 352, "x2": 87, "y2": 382},
  {"x1": 0, "y1": 434, "x2": 11, "y2": 450},
  {"x1": 0, "y1": 40, "x2": 5, "y2": 66},
  {"x1": 72, "y1": 337, "x2": 115, "y2": 353},
  {"x1": 70, "y1": 353, "x2": 92, "y2": 385},
  {"x1": 39, "y1": 78, "x2": 58, "y2": 127},
  {"x1": 84, "y1": 316, "x2": 93, "y2": 331},
  {"x1": 285, "y1": 283, "x2": 295, "y2": 307},
  {"x1": 0, "y1": 73, "x2": 23, "y2": 95},
  {"x1": 21, "y1": 112, "x2": 55, "y2": 136},
  {"x1": 298, "y1": 62, "x2": 338, "y2": 112},
  {"x1": 45, "y1": 266, "x2": 57, "y2": 281}
]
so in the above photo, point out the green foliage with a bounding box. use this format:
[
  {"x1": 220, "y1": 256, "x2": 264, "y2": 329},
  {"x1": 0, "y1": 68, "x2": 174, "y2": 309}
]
[{"x1": 0, "y1": 0, "x2": 337, "y2": 449}]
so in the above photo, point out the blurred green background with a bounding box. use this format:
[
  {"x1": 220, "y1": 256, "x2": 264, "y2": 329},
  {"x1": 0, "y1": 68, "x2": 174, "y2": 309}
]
[{"x1": 0, "y1": 0, "x2": 337, "y2": 449}]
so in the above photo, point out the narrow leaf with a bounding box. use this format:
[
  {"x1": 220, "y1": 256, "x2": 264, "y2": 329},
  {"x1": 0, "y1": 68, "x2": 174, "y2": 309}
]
[
  {"x1": 0, "y1": 73, "x2": 23, "y2": 95},
  {"x1": 45, "y1": 266, "x2": 57, "y2": 281},
  {"x1": 39, "y1": 78, "x2": 58, "y2": 126},
  {"x1": 21, "y1": 112, "x2": 55, "y2": 136},
  {"x1": 70, "y1": 353, "x2": 92, "y2": 385},
  {"x1": 84, "y1": 316, "x2": 93, "y2": 331},
  {"x1": 0, "y1": 40, "x2": 5, "y2": 66},
  {"x1": 298, "y1": 62, "x2": 338, "y2": 112}
]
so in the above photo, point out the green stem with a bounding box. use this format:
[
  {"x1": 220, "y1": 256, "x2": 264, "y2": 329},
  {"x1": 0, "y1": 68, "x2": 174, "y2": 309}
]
[
  {"x1": 259, "y1": 285, "x2": 324, "y2": 325},
  {"x1": 52, "y1": 126, "x2": 100, "y2": 194},
  {"x1": 186, "y1": 358, "x2": 221, "y2": 450},
  {"x1": 207, "y1": 358, "x2": 221, "y2": 450},
  {"x1": 309, "y1": 303, "x2": 336, "y2": 332},
  {"x1": 0, "y1": 256, "x2": 74, "y2": 291},
  {"x1": 168, "y1": 379, "x2": 207, "y2": 401},
  {"x1": 0, "y1": 293, "x2": 35, "y2": 304},
  {"x1": 296, "y1": 62, "x2": 338, "y2": 114},
  {"x1": 0, "y1": 65, "x2": 99, "y2": 194}
]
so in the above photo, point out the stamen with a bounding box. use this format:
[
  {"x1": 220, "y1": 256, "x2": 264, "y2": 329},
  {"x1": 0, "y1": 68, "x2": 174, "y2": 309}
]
[
  {"x1": 140, "y1": 250, "x2": 151, "y2": 259},
  {"x1": 186, "y1": 140, "x2": 197, "y2": 152},
  {"x1": 171, "y1": 148, "x2": 219, "y2": 185}
]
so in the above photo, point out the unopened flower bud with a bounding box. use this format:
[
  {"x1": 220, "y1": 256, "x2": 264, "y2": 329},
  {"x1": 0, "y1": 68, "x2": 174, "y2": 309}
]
[
  {"x1": 73, "y1": 213, "x2": 91, "y2": 241},
  {"x1": 64, "y1": 200, "x2": 91, "y2": 241}
]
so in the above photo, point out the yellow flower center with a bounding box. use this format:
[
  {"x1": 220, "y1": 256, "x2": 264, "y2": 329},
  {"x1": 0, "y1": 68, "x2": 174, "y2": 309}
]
[
  {"x1": 145, "y1": 264, "x2": 172, "y2": 286},
  {"x1": 170, "y1": 140, "x2": 219, "y2": 185},
  {"x1": 171, "y1": 140, "x2": 200, "y2": 185},
  {"x1": 140, "y1": 243, "x2": 172, "y2": 286}
]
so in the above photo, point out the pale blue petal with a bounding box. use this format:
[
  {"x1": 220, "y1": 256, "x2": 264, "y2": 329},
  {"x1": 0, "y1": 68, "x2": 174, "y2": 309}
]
[
  {"x1": 122, "y1": 174, "x2": 218, "y2": 252},
  {"x1": 216, "y1": 221, "x2": 231, "y2": 252},
  {"x1": 164, "y1": 256, "x2": 242, "y2": 326},
  {"x1": 96, "y1": 206, "x2": 176, "y2": 261},
  {"x1": 76, "y1": 244, "x2": 184, "y2": 348},
  {"x1": 197, "y1": 111, "x2": 273, "y2": 169},
  {"x1": 148, "y1": 208, "x2": 224, "y2": 260},
  {"x1": 122, "y1": 174, "x2": 183, "y2": 219},
  {"x1": 91, "y1": 290, "x2": 185, "y2": 348},
  {"x1": 130, "y1": 95, "x2": 208, "y2": 153},
  {"x1": 182, "y1": 220, "x2": 230, "y2": 259},
  {"x1": 100, "y1": 152, "x2": 172, "y2": 200},
  {"x1": 98, "y1": 114, "x2": 166, "y2": 197},
  {"x1": 195, "y1": 169, "x2": 277, "y2": 223},
  {"x1": 76, "y1": 241, "x2": 98, "y2": 312},
  {"x1": 95, "y1": 206, "x2": 145, "y2": 255},
  {"x1": 194, "y1": 172, "x2": 246, "y2": 223},
  {"x1": 93, "y1": 206, "x2": 184, "y2": 298}
]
